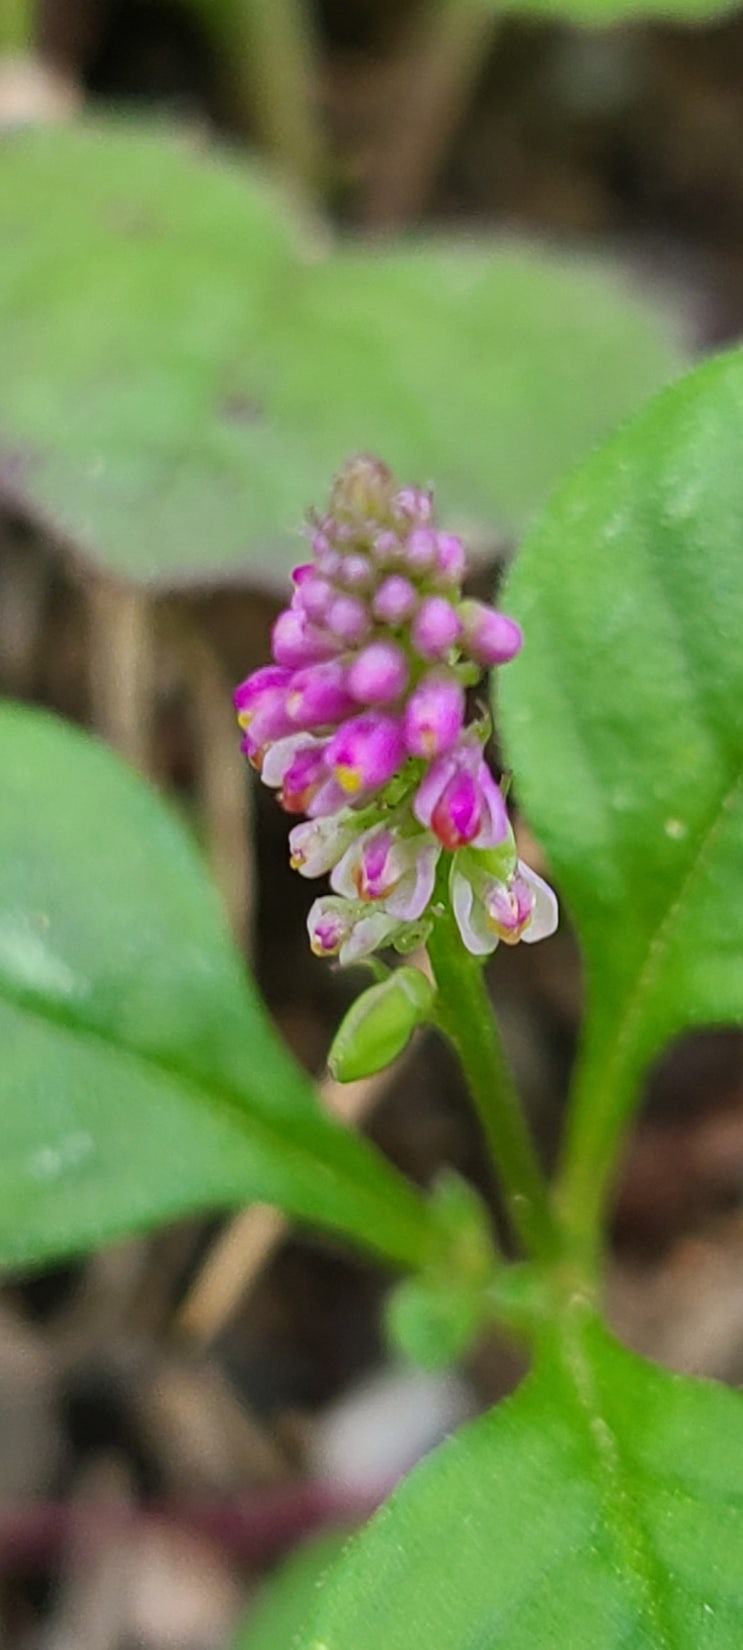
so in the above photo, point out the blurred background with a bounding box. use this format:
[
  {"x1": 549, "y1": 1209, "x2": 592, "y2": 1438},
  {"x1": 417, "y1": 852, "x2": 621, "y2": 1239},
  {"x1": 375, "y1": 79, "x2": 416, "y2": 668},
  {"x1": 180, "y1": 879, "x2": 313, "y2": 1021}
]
[{"x1": 2, "y1": 1, "x2": 743, "y2": 1645}]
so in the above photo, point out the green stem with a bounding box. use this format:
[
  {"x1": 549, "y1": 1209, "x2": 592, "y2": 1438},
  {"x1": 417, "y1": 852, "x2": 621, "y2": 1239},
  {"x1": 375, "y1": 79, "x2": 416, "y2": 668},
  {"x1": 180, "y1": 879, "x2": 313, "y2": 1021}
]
[
  {"x1": 232, "y1": 0, "x2": 326, "y2": 199},
  {"x1": 426, "y1": 908, "x2": 561, "y2": 1264}
]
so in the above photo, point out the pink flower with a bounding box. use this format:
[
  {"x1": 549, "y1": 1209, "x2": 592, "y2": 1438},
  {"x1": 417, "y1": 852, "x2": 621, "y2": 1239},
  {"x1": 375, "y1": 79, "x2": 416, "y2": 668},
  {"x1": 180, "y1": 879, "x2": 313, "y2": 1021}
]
[
  {"x1": 307, "y1": 896, "x2": 402, "y2": 966},
  {"x1": 331, "y1": 826, "x2": 440, "y2": 921},
  {"x1": 450, "y1": 857, "x2": 558, "y2": 956},
  {"x1": 325, "y1": 714, "x2": 406, "y2": 797},
  {"x1": 414, "y1": 738, "x2": 508, "y2": 849}
]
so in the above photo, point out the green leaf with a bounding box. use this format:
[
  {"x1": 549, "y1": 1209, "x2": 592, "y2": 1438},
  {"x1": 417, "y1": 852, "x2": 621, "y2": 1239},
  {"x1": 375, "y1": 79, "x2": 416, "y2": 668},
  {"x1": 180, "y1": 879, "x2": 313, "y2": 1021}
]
[
  {"x1": 499, "y1": 346, "x2": 743, "y2": 1247},
  {"x1": 296, "y1": 1310, "x2": 743, "y2": 1649},
  {"x1": 234, "y1": 1530, "x2": 350, "y2": 1650},
  {"x1": 445, "y1": 0, "x2": 739, "y2": 23},
  {"x1": 0, "y1": 123, "x2": 683, "y2": 589},
  {"x1": 0, "y1": 703, "x2": 438, "y2": 1271}
]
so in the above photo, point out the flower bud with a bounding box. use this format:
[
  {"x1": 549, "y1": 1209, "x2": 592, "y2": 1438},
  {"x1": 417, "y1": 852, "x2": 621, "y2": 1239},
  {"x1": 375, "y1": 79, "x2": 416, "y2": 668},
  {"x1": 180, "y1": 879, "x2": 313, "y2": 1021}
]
[
  {"x1": 234, "y1": 665, "x2": 294, "y2": 754},
  {"x1": 404, "y1": 673, "x2": 464, "y2": 759},
  {"x1": 411, "y1": 596, "x2": 461, "y2": 660},
  {"x1": 373, "y1": 575, "x2": 417, "y2": 626},
  {"x1": 279, "y1": 743, "x2": 329, "y2": 813},
  {"x1": 328, "y1": 966, "x2": 435, "y2": 1081},
  {"x1": 338, "y1": 553, "x2": 373, "y2": 589},
  {"x1": 326, "y1": 595, "x2": 371, "y2": 646},
  {"x1": 394, "y1": 486, "x2": 433, "y2": 527},
  {"x1": 272, "y1": 608, "x2": 341, "y2": 668},
  {"x1": 326, "y1": 714, "x2": 406, "y2": 796},
  {"x1": 330, "y1": 455, "x2": 395, "y2": 523},
  {"x1": 405, "y1": 527, "x2": 437, "y2": 573},
  {"x1": 348, "y1": 641, "x2": 409, "y2": 706},
  {"x1": 458, "y1": 600, "x2": 522, "y2": 667},
  {"x1": 434, "y1": 533, "x2": 466, "y2": 583},
  {"x1": 297, "y1": 573, "x2": 333, "y2": 624},
  {"x1": 286, "y1": 660, "x2": 356, "y2": 730}
]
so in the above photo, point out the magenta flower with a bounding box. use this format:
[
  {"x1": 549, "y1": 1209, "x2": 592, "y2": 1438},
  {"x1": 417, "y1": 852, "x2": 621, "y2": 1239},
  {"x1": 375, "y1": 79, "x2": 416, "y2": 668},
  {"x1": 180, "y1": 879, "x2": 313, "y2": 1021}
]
[{"x1": 414, "y1": 738, "x2": 508, "y2": 850}]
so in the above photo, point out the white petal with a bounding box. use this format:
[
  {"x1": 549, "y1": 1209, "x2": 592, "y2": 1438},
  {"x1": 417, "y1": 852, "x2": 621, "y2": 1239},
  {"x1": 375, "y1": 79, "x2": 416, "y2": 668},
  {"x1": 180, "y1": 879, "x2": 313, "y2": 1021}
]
[
  {"x1": 384, "y1": 842, "x2": 440, "y2": 921},
  {"x1": 262, "y1": 733, "x2": 320, "y2": 788},
  {"x1": 451, "y1": 865, "x2": 498, "y2": 957},
  {"x1": 518, "y1": 863, "x2": 559, "y2": 943},
  {"x1": 338, "y1": 911, "x2": 400, "y2": 966},
  {"x1": 330, "y1": 835, "x2": 363, "y2": 899}
]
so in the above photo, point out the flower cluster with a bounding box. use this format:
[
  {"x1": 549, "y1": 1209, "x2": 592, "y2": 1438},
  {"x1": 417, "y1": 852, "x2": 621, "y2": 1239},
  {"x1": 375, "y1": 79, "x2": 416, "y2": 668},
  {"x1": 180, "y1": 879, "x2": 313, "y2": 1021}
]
[{"x1": 235, "y1": 457, "x2": 557, "y2": 965}]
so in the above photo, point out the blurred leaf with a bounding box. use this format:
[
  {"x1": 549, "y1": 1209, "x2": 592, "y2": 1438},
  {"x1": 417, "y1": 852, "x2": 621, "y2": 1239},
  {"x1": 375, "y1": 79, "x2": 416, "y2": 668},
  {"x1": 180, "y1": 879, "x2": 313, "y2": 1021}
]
[
  {"x1": 296, "y1": 1310, "x2": 743, "y2": 1649},
  {"x1": 262, "y1": 246, "x2": 684, "y2": 553},
  {"x1": 499, "y1": 347, "x2": 743, "y2": 1244},
  {"x1": 234, "y1": 1530, "x2": 350, "y2": 1650},
  {"x1": 445, "y1": 0, "x2": 739, "y2": 21},
  {"x1": 0, "y1": 703, "x2": 438, "y2": 1270},
  {"x1": 0, "y1": 123, "x2": 683, "y2": 590}
]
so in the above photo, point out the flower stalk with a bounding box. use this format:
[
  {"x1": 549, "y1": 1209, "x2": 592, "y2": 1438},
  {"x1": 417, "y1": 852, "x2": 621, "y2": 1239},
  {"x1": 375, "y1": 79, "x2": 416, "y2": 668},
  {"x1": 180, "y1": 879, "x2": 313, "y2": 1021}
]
[{"x1": 426, "y1": 902, "x2": 561, "y2": 1263}]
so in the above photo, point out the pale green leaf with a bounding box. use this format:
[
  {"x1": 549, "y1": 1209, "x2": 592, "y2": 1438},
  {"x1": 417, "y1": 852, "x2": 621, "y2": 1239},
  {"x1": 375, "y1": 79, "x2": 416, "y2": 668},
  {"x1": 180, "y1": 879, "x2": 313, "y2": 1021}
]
[{"x1": 0, "y1": 123, "x2": 683, "y2": 589}]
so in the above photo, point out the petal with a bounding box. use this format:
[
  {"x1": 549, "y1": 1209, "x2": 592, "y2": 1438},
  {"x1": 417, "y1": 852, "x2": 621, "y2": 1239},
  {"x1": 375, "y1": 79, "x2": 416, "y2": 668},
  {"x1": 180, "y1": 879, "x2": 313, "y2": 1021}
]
[
  {"x1": 289, "y1": 814, "x2": 356, "y2": 878},
  {"x1": 450, "y1": 864, "x2": 498, "y2": 957},
  {"x1": 518, "y1": 863, "x2": 559, "y2": 943},
  {"x1": 338, "y1": 911, "x2": 401, "y2": 967},
  {"x1": 413, "y1": 749, "x2": 457, "y2": 829},
  {"x1": 307, "y1": 895, "x2": 358, "y2": 957},
  {"x1": 261, "y1": 733, "x2": 321, "y2": 788},
  {"x1": 471, "y1": 764, "x2": 509, "y2": 847},
  {"x1": 383, "y1": 841, "x2": 440, "y2": 921}
]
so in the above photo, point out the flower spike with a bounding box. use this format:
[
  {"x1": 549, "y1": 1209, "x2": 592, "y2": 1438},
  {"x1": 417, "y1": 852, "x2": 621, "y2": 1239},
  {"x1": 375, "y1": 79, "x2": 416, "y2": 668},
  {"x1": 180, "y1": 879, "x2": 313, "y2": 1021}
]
[{"x1": 234, "y1": 455, "x2": 558, "y2": 966}]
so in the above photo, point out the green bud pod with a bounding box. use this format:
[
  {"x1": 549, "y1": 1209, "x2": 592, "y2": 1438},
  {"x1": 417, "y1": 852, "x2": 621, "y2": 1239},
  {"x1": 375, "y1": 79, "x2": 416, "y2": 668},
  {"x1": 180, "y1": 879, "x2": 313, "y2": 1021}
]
[{"x1": 328, "y1": 966, "x2": 434, "y2": 1083}]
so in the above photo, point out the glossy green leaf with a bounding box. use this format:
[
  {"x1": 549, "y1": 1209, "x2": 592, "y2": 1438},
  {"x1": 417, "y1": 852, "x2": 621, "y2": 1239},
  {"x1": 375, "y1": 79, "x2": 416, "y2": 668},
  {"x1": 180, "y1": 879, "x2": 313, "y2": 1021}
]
[
  {"x1": 296, "y1": 1310, "x2": 743, "y2": 1649},
  {"x1": 499, "y1": 347, "x2": 743, "y2": 1245},
  {"x1": 0, "y1": 703, "x2": 438, "y2": 1271},
  {"x1": 0, "y1": 123, "x2": 683, "y2": 589},
  {"x1": 235, "y1": 1531, "x2": 350, "y2": 1650}
]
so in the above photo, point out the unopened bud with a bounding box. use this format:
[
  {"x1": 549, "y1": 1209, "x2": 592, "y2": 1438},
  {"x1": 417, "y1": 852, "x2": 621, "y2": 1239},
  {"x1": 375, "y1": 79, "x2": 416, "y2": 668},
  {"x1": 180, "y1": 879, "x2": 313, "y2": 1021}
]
[{"x1": 328, "y1": 966, "x2": 435, "y2": 1082}]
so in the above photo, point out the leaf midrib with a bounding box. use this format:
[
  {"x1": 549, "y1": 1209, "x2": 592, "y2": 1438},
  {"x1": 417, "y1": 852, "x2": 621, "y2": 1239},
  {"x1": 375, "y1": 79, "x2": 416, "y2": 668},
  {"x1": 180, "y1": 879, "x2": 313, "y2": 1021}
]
[
  {"x1": 560, "y1": 1321, "x2": 678, "y2": 1650},
  {"x1": 0, "y1": 974, "x2": 431, "y2": 1263}
]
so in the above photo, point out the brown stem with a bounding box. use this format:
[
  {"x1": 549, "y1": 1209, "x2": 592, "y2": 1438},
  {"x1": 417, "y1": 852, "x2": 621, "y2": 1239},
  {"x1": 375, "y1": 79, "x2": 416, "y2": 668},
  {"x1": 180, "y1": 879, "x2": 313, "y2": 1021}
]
[
  {"x1": 87, "y1": 581, "x2": 153, "y2": 774},
  {"x1": 363, "y1": 3, "x2": 498, "y2": 230}
]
